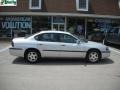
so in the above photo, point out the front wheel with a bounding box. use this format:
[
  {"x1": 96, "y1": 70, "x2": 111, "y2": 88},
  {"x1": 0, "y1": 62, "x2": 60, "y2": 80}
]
[
  {"x1": 25, "y1": 50, "x2": 40, "y2": 63},
  {"x1": 87, "y1": 50, "x2": 101, "y2": 63}
]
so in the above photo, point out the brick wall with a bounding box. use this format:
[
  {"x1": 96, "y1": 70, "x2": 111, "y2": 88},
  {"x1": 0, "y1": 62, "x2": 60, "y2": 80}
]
[{"x1": 0, "y1": 0, "x2": 120, "y2": 16}]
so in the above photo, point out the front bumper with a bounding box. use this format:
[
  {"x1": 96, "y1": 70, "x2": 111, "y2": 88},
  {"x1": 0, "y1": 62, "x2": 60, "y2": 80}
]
[
  {"x1": 101, "y1": 51, "x2": 111, "y2": 59},
  {"x1": 9, "y1": 47, "x2": 24, "y2": 57}
]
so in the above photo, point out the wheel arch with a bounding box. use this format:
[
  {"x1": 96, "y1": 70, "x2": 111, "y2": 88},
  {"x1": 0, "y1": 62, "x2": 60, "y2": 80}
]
[
  {"x1": 86, "y1": 48, "x2": 102, "y2": 59},
  {"x1": 24, "y1": 48, "x2": 41, "y2": 57}
]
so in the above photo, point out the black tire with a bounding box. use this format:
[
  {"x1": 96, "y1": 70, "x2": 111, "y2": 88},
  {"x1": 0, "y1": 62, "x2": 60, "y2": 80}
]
[
  {"x1": 86, "y1": 50, "x2": 101, "y2": 63},
  {"x1": 25, "y1": 49, "x2": 40, "y2": 63}
]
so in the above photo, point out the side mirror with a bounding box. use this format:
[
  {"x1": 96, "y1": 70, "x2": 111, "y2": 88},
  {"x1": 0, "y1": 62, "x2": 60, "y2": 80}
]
[{"x1": 76, "y1": 40, "x2": 80, "y2": 44}]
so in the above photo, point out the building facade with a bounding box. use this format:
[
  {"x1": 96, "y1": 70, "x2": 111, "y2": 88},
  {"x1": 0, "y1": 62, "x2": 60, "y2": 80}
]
[{"x1": 0, "y1": 0, "x2": 120, "y2": 41}]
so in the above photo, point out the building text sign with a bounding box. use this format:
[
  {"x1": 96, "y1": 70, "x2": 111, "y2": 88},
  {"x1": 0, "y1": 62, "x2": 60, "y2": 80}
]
[
  {"x1": 0, "y1": 0, "x2": 17, "y2": 6},
  {"x1": 0, "y1": 17, "x2": 32, "y2": 30}
]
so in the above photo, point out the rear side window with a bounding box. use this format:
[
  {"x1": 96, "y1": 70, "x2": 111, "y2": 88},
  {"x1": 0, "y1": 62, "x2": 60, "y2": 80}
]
[{"x1": 35, "y1": 33, "x2": 59, "y2": 42}]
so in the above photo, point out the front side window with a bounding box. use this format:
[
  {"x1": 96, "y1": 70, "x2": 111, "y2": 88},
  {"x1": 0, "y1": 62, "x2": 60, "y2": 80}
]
[
  {"x1": 60, "y1": 34, "x2": 77, "y2": 43},
  {"x1": 76, "y1": 0, "x2": 89, "y2": 11},
  {"x1": 29, "y1": 0, "x2": 42, "y2": 9}
]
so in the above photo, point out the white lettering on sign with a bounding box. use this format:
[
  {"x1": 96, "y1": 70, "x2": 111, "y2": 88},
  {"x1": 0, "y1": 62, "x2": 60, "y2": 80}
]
[
  {"x1": 2, "y1": 22, "x2": 32, "y2": 29},
  {"x1": 1, "y1": 17, "x2": 32, "y2": 29},
  {"x1": 0, "y1": 0, "x2": 17, "y2": 6},
  {"x1": 5, "y1": 17, "x2": 31, "y2": 21}
]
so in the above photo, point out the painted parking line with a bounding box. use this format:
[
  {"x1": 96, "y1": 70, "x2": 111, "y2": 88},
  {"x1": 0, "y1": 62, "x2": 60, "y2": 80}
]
[
  {"x1": 109, "y1": 47, "x2": 120, "y2": 54},
  {"x1": 0, "y1": 46, "x2": 10, "y2": 53}
]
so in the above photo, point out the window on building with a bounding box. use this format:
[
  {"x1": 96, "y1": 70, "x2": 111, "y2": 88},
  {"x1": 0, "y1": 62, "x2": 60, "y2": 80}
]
[
  {"x1": 76, "y1": 0, "x2": 89, "y2": 11},
  {"x1": 29, "y1": 0, "x2": 42, "y2": 9},
  {"x1": 32, "y1": 16, "x2": 51, "y2": 33},
  {"x1": 119, "y1": 0, "x2": 120, "y2": 8}
]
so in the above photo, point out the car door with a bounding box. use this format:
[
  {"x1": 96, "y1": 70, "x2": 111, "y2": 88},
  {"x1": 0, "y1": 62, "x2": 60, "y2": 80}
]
[
  {"x1": 35, "y1": 33, "x2": 60, "y2": 57},
  {"x1": 59, "y1": 33, "x2": 86, "y2": 58}
]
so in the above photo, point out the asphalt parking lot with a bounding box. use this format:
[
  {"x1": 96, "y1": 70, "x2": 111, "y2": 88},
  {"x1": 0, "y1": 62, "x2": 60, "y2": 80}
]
[{"x1": 0, "y1": 41, "x2": 120, "y2": 90}]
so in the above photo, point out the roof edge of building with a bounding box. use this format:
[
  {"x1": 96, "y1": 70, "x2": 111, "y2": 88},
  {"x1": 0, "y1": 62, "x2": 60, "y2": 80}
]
[{"x1": 0, "y1": 12, "x2": 120, "y2": 19}]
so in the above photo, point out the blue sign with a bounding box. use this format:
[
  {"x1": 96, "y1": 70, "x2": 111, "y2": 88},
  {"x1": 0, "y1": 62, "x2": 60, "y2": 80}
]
[{"x1": 0, "y1": 17, "x2": 32, "y2": 30}]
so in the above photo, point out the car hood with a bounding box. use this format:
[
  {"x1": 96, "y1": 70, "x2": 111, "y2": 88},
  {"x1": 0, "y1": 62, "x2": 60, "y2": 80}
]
[
  {"x1": 87, "y1": 41, "x2": 102, "y2": 45},
  {"x1": 83, "y1": 41, "x2": 105, "y2": 47}
]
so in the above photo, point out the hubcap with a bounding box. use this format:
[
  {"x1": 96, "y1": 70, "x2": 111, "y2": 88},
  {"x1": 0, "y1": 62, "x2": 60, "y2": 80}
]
[
  {"x1": 27, "y1": 52, "x2": 38, "y2": 62},
  {"x1": 89, "y1": 52, "x2": 99, "y2": 62}
]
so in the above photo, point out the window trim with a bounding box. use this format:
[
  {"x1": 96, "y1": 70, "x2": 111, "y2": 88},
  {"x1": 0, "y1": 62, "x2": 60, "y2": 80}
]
[
  {"x1": 76, "y1": 0, "x2": 89, "y2": 11},
  {"x1": 29, "y1": 0, "x2": 42, "y2": 9}
]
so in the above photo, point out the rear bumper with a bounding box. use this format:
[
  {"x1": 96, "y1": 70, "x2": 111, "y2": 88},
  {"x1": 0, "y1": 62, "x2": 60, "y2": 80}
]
[
  {"x1": 9, "y1": 47, "x2": 24, "y2": 57},
  {"x1": 101, "y1": 51, "x2": 110, "y2": 59}
]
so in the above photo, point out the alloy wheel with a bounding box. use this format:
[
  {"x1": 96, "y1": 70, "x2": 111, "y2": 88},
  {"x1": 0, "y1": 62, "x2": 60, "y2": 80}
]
[
  {"x1": 88, "y1": 51, "x2": 100, "y2": 63},
  {"x1": 27, "y1": 51, "x2": 38, "y2": 63}
]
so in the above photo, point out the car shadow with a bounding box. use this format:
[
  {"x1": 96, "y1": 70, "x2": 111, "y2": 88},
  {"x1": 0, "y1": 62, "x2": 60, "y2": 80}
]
[{"x1": 12, "y1": 57, "x2": 114, "y2": 66}]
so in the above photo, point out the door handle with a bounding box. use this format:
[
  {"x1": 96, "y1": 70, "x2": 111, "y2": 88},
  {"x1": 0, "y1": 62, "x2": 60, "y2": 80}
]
[
  {"x1": 61, "y1": 45, "x2": 66, "y2": 46},
  {"x1": 39, "y1": 44, "x2": 43, "y2": 45}
]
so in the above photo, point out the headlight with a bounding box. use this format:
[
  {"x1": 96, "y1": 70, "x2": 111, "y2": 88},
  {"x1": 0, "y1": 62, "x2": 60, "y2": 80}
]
[
  {"x1": 106, "y1": 47, "x2": 109, "y2": 51},
  {"x1": 11, "y1": 41, "x2": 14, "y2": 47}
]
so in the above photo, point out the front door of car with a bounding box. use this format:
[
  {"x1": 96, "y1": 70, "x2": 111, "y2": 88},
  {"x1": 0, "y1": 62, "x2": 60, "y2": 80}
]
[
  {"x1": 35, "y1": 33, "x2": 60, "y2": 57},
  {"x1": 59, "y1": 34, "x2": 85, "y2": 58}
]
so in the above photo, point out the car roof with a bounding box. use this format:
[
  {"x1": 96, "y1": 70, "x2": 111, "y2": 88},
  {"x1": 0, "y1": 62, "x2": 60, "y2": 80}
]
[
  {"x1": 27, "y1": 30, "x2": 78, "y2": 39},
  {"x1": 39, "y1": 30, "x2": 71, "y2": 35}
]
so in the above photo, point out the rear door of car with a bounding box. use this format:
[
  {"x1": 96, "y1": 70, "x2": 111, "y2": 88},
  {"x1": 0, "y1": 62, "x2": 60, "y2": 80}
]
[{"x1": 35, "y1": 33, "x2": 60, "y2": 57}]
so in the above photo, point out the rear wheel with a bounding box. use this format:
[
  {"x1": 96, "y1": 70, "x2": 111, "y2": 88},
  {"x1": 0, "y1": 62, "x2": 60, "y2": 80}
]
[
  {"x1": 87, "y1": 50, "x2": 101, "y2": 63},
  {"x1": 25, "y1": 50, "x2": 40, "y2": 63}
]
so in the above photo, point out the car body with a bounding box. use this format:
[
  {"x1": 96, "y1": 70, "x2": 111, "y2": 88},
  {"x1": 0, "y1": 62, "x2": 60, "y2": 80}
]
[
  {"x1": 9, "y1": 30, "x2": 110, "y2": 63},
  {"x1": 104, "y1": 27, "x2": 120, "y2": 45}
]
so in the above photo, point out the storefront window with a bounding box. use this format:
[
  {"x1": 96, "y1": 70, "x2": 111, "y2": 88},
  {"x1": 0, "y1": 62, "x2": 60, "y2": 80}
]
[
  {"x1": 87, "y1": 18, "x2": 120, "y2": 42},
  {"x1": 67, "y1": 17, "x2": 85, "y2": 38},
  {"x1": 52, "y1": 17, "x2": 66, "y2": 31},
  {"x1": 0, "y1": 16, "x2": 32, "y2": 38},
  {"x1": 53, "y1": 17, "x2": 65, "y2": 23},
  {"x1": 32, "y1": 16, "x2": 51, "y2": 33}
]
